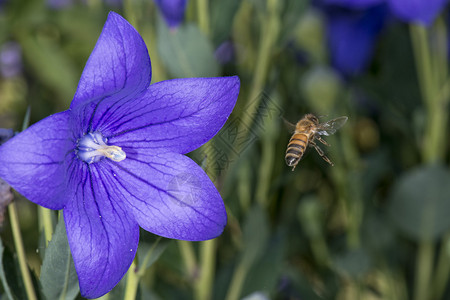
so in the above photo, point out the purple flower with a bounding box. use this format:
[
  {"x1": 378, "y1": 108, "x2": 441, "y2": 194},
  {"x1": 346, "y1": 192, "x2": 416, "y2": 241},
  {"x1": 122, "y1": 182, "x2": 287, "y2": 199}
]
[
  {"x1": 388, "y1": 0, "x2": 448, "y2": 25},
  {"x1": 324, "y1": 4, "x2": 388, "y2": 76},
  {"x1": 0, "y1": 128, "x2": 14, "y2": 145},
  {"x1": 215, "y1": 40, "x2": 235, "y2": 65},
  {"x1": 317, "y1": 0, "x2": 448, "y2": 26},
  {"x1": 0, "y1": 42, "x2": 22, "y2": 78},
  {"x1": 320, "y1": 0, "x2": 383, "y2": 9},
  {"x1": 46, "y1": 0, "x2": 74, "y2": 9},
  {"x1": 0, "y1": 12, "x2": 239, "y2": 298},
  {"x1": 154, "y1": 0, "x2": 188, "y2": 29}
]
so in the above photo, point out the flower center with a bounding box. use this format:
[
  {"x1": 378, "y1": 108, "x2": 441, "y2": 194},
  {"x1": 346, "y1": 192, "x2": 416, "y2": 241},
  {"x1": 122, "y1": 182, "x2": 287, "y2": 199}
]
[{"x1": 76, "y1": 132, "x2": 126, "y2": 164}]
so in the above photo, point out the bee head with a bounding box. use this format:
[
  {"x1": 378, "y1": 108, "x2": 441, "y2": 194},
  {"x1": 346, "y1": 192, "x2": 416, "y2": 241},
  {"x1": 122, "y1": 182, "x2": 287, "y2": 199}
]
[{"x1": 305, "y1": 114, "x2": 319, "y2": 124}]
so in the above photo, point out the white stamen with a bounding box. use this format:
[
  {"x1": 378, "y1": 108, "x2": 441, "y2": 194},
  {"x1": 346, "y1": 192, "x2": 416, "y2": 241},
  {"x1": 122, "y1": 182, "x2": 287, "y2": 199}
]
[{"x1": 76, "y1": 132, "x2": 126, "y2": 164}]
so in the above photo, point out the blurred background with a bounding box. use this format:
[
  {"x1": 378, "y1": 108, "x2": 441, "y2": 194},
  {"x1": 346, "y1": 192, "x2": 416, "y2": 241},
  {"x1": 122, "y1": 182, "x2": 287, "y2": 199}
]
[{"x1": 1, "y1": 0, "x2": 450, "y2": 299}]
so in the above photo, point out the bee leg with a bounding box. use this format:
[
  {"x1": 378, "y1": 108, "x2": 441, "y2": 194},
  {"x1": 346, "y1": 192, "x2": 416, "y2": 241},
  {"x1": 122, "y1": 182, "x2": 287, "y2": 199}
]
[
  {"x1": 316, "y1": 135, "x2": 330, "y2": 146},
  {"x1": 310, "y1": 141, "x2": 334, "y2": 166}
]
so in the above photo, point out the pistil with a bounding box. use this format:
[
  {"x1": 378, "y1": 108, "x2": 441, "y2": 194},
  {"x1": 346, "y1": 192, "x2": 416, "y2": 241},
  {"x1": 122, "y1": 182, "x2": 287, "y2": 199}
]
[{"x1": 76, "y1": 132, "x2": 126, "y2": 164}]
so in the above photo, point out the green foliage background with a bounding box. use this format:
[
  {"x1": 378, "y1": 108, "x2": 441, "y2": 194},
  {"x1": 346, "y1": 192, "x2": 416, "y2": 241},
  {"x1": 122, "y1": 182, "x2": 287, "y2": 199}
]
[{"x1": 1, "y1": 0, "x2": 450, "y2": 299}]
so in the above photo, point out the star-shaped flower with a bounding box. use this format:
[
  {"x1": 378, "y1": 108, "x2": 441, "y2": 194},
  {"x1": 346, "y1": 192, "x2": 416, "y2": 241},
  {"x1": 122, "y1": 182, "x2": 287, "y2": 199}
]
[{"x1": 0, "y1": 12, "x2": 239, "y2": 298}]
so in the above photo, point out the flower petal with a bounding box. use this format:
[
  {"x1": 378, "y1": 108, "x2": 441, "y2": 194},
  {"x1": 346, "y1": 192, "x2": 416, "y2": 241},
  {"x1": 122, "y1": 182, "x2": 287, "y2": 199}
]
[
  {"x1": 90, "y1": 76, "x2": 239, "y2": 154},
  {"x1": 71, "y1": 11, "x2": 151, "y2": 109},
  {"x1": 388, "y1": 0, "x2": 447, "y2": 25},
  {"x1": 63, "y1": 160, "x2": 139, "y2": 298},
  {"x1": 326, "y1": 4, "x2": 387, "y2": 76},
  {"x1": 106, "y1": 151, "x2": 227, "y2": 241},
  {"x1": 0, "y1": 111, "x2": 71, "y2": 209}
]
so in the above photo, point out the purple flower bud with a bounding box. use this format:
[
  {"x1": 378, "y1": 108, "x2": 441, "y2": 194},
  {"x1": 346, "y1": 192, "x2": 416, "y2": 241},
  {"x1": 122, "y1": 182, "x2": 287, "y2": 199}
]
[
  {"x1": 0, "y1": 42, "x2": 22, "y2": 78},
  {"x1": 154, "y1": 0, "x2": 188, "y2": 29},
  {"x1": 215, "y1": 40, "x2": 235, "y2": 65}
]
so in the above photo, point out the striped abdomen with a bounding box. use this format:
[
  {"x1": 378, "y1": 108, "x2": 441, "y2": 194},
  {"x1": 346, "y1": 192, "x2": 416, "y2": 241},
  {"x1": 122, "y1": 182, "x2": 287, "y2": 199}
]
[{"x1": 285, "y1": 132, "x2": 310, "y2": 170}]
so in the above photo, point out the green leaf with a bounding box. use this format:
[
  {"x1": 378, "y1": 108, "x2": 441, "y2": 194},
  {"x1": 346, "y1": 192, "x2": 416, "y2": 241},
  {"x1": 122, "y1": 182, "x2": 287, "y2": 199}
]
[
  {"x1": 242, "y1": 233, "x2": 286, "y2": 296},
  {"x1": 137, "y1": 239, "x2": 169, "y2": 272},
  {"x1": 333, "y1": 248, "x2": 371, "y2": 278},
  {"x1": 388, "y1": 165, "x2": 450, "y2": 241},
  {"x1": 210, "y1": 0, "x2": 241, "y2": 45},
  {"x1": 157, "y1": 20, "x2": 219, "y2": 78},
  {"x1": 18, "y1": 32, "x2": 78, "y2": 103},
  {"x1": 247, "y1": 0, "x2": 266, "y2": 12},
  {"x1": 0, "y1": 237, "x2": 41, "y2": 300},
  {"x1": 40, "y1": 216, "x2": 79, "y2": 300},
  {"x1": 241, "y1": 205, "x2": 269, "y2": 265},
  {"x1": 0, "y1": 238, "x2": 19, "y2": 300}
]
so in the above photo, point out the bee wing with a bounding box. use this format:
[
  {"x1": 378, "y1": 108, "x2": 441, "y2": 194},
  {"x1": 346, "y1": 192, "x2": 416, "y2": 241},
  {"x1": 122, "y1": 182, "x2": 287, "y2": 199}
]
[
  {"x1": 282, "y1": 117, "x2": 297, "y2": 133},
  {"x1": 316, "y1": 116, "x2": 348, "y2": 136}
]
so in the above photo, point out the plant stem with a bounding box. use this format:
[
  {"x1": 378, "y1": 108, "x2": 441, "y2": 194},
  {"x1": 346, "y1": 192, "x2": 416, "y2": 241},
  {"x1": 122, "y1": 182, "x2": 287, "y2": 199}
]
[
  {"x1": 225, "y1": 261, "x2": 250, "y2": 300},
  {"x1": 410, "y1": 25, "x2": 435, "y2": 108},
  {"x1": 410, "y1": 24, "x2": 449, "y2": 164},
  {"x1": 123, "y1": 0, "x2": 139, "y2": 29},
  {"x1": 237, "y1": 0, "x2": 280, "y2": 152},
  {"x1": 238, "y1": 161, "x2": 251, "y2": 213},
  {"x1": 410, "y1": 21, "x2": 449, "y2": 300},
  {"x1": 197, "y1": 0, "x2": 210, "y2": 36},
  {"x1": 178, "y1": 240, "x2": 197, "y2": 279},
  {"x1": 123, "y1": 259, "x2": 139, "y2": 300},
  {"x1": 195, "y1": 239, "x2": 217, "y2": 300},
  {"x1": 6, "y1": 94, "x2": 37, "y2": 300},
  {"x1": 192, "y1": 140, "x2": 219, "y2": 300},
  {"x1": 142, "y1": 6, "x2": 168, "y2": 84},
  {"x1": 8, "y1": 202, "x2": 37, "y2": 300},
  {"x1": 137, "y1": 237, "x2": 163, "y2": 277},
  {"x1": 39, "y1": 207, "x2": 53, "y2": 247},
  {"x1": 123, "y1": 237, "x2": 163, "y2": 299},
  {"x1": 255, "y1": 115, "x2": 276, "y2": 208},
  {"x1": 432, "y1": 233, "x2": 450, "y2": 300},
  {"x1": 413, "y1": 240, "x2": 434, "y2": 300}
]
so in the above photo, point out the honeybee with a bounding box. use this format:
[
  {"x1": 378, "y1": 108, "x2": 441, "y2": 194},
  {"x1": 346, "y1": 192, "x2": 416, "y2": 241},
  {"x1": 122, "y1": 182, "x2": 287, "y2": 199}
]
[{"x1": 285, "y1": 114, "x2": 348, "y2": 171}]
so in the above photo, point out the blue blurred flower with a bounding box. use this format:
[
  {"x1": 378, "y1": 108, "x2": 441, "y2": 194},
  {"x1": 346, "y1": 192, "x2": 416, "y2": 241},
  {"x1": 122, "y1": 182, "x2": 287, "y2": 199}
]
[
  {"x1": 0, "y1": 129, "x2": 14, "y2": 145},
  {"x1": 324, "y1": 4, "x2": 388, "y2": 76},
  {"x1": 389, "y1": 0, "x2": 448, "y2": 25},
  {"x1": 215, "y1": 40, "x2": 235, "y2": 65},
  {"x1": 0, "y1": 42, "x2": 22, "y2": 78},
  {"x1": 321, "y1": 0, "x2": 383, "y2": 9},
  {"x1": 0, "y1": 12, "x2": 239, "y2": 298},
  {"x1": 47, "y1": 0, "x2": 121, "y2": 9},
  {"x1": 154, "y1": 0, "x2": 188, "y2": 29},
  {"x1": 320, "y1": 0, "x2": 448, "y2": 26},
  {"x1": 317, "y1": 0, "x2": 447, "y2": 76},
  {"x1": 46, "y1": 0, "x2": 74, "y2": 9}
]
